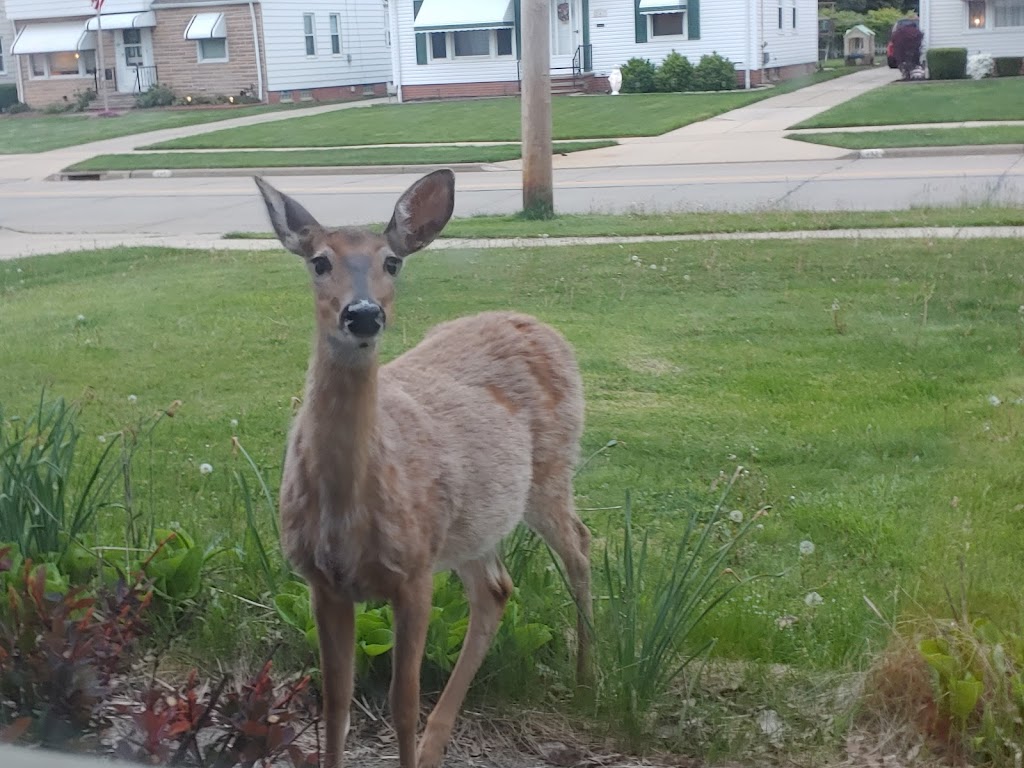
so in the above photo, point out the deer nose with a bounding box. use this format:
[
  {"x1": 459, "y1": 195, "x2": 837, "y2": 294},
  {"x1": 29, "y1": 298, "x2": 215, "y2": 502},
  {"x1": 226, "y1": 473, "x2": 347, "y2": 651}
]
[{"x1": 341, "y1": 300, "x2": 385, "y2": 337}]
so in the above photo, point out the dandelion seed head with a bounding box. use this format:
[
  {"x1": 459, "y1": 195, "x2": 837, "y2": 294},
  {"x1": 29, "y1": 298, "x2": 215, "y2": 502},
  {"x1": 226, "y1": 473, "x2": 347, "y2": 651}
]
[
  {"x1": 230, "y1": 419, "x2": 239, "y2": 429},
  {"x1": 97, "y1": 435, "x2": 106, "y2": 443},
  {"x1": 988, "y1": 395, "x2": 1002, "y2": 407},
  {"x1": 729, "y1": 510, "x2": 744, "y2": 524},
  {"x1": 128, "y1": 394, "x2": 137, "y2": 404},
  {"x1": 804, "y1": 591, "x2": 824, "y2": 607},
  {"x1": 799, "y1": 540, "x2": 815, "y2": 556},
  {"x1": 199, "y1": 463, "x2": 213, "y2": 475}
]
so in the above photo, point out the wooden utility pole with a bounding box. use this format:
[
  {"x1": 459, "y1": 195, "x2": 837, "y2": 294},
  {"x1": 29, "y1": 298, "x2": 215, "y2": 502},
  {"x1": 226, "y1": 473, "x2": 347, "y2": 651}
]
[
  {"x1": 92, "y1": 0, "x2": 110, "y2": 113},
  {"x1": 520, "y1": 0, "x2": 553, "y2": 218}
]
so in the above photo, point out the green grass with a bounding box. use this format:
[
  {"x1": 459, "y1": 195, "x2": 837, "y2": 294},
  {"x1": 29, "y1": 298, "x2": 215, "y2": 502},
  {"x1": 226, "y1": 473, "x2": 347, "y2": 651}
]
[
  {"x1": 792, "y1": 77, "x2": 1024, "y2": 129},
  {"x1": 0, "y1": 104, "x2": 312, "y2": 154},
  {"x1": 223, "y1": 205, "x2": 1024, "y2": 241},
  {"x1": 145, "y1": 68, "x2": 858, "y2": 150},
  {"x1": 63, "y1": 142, "x2": 615, "y2": 172},
  {"x1": 3, "y1": 237, "x2": 1024, "y2": 673},
  {"x1": 789, "y1": 125, "x2": 1024, "y2": 149}
]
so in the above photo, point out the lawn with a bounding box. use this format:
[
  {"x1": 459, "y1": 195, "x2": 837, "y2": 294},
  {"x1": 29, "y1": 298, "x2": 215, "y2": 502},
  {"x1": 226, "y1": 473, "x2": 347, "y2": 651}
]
[
  {"x1": 145, "y1": 69, "x2": 858, "y2": 150},
  {"x1": 224, "y1": 205, "x2": 1024, "y2": 240},
  {"x1": 2, "y1": 236, "x2": 1023, "y2": 680},
  {"x1": 0, "y1": 104, "x2": 313, "y2": 154},
  {"x1": 789, "y1": 125, "x2": 1024, "y2": 149},
  {"x1": 791, "y1": 77, "x2": 1024, "y2": 129},
  {"x1": 63, "y1": 141, "x2": 615, "y2": 172}
]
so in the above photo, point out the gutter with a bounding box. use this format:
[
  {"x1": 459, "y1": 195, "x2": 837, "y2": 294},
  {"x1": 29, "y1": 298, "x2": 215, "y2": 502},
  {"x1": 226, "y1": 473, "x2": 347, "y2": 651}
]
[
  {"x1": 248, "y1": 1, "x2": 264, "y2": 100},
  {"x1": 388, "y1": 0, "x2": 402, "y2": 102},
  {"x1": 14, "y1": 23, "x2": 25, "y2": 104}
]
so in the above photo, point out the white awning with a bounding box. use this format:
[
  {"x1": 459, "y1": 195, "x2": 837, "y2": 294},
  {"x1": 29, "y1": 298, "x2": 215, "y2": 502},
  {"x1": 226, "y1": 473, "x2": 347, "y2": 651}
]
[
  {"x1": 12, "y1": 22, "x2": 96, "y2": 55},
  {"x1": 638, "y1": 0, "x2": 687, "y2": 13},
  {"x1": 86, "y1": 12, "x2": 156, "y2": 31},
  {"x1": 413, "y1": 0, "x2": 515, "y2": 33},
  {"x1": 184, "y1": 12, "x2": 226, "y2": 40}
]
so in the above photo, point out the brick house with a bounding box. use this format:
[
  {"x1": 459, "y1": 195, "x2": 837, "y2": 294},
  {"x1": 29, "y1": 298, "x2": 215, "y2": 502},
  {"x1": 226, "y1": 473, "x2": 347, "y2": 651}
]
[
  {"x1": 388, "y1": 0, "x2": 820, "y2": 101},
  {"x1": 6, "y1": 0, "x2": 392, "y2": 109}
]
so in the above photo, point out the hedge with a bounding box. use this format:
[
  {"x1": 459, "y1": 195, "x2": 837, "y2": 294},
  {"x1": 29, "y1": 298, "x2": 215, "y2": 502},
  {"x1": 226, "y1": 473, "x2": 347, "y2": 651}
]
[
  {"x1": 994, "y1": 56, "x2": 1023, "y2": 77},
  {"x1": 928, "y1": 47, "x2": 967, "y2": 79},
  {"x1": 0, "y1": 84, "x2": 19, "y2": 113}
]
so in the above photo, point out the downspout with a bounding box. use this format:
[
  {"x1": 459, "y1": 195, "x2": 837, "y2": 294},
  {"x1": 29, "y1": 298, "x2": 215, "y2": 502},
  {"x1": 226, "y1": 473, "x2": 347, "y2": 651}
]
[
  {"x1": 248, "y1": 1, "x2": 264, "y2": 101},
  {"x1": 744, "y1": 0, "x2": 752, "y2": 88},
  {"x1": 14, "y1": 26, "x2": 25, "y2": 104},
  {"x1": 389, "y1": 0, "x2": 403, "y2": 102}
]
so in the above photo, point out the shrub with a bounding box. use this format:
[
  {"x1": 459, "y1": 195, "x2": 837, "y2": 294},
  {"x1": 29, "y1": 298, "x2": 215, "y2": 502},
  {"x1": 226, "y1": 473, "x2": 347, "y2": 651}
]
[
  {"x1": 966, "y1": 52, "x2": 995, "y2": 80},
  {"x1": 0, "y1": 84, "x2": 18, "y2": 113},
  {"x1": 135, "y1": 83, "x2": 176, "y2": 109},
  {"x1": 692, "y1": 52, "x2": 737, "y2": 91},
  {"x1": 993, "y1": 56, "x2": 1023, "y2": 77},
  {"x1": 928, "y1": 47, "x2": 968, "y2": 79},
  {"x1": 619, "y1": 57, "x2": 658, "y2": 93},
  {"x1": 891, "y1": 24, "x2": 923, "y2": 76},
  {"x1": 655, "y1": 50, "x2": 694, "y2": 92},
  {"x1": 6, "y1": 102, "x2": 30, "y2": 114}
]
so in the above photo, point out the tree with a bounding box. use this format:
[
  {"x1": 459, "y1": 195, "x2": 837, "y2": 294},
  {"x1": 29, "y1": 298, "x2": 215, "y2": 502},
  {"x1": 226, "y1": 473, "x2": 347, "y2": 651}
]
[{"x1": 891, "y1": 23, "x2": 923, "y2": 78}]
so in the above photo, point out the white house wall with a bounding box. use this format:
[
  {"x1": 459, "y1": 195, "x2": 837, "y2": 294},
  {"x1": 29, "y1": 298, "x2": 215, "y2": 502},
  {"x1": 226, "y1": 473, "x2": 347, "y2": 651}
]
[
  {"x1": 921, "y1": 0, "x2": 1024, "y2": 56},
  {"x1": 4, "y1": 0, "x2": 153, "y2": 20},
  {"x1": 757, "y1": 0, "x2": 819, "y2": 69},
  {"x1": 261, "y1": 0, "x2": 392, "y2": 91}
]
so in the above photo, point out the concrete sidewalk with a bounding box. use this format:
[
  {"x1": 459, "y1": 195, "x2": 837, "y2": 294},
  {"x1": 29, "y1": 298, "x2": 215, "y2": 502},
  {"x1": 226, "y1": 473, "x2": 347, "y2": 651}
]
[
  {"x1": 0, "y1": 98, "x2": 388, "y2": 182},
  {"x1": 4, "y1": 224, "x2": 1023, "y2": 261}
]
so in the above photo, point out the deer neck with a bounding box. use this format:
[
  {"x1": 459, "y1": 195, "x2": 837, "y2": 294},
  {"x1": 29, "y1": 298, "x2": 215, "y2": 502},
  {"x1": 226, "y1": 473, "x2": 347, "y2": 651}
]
[{"x1": 306, "y1": 341, "x2": 380, "y2": 507}]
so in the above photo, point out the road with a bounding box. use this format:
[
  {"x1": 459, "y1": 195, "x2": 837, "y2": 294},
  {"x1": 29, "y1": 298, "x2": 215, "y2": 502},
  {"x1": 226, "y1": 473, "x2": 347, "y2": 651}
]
[{"x1": 1, "y1": 153, "x2": 1022, "y2": 240}]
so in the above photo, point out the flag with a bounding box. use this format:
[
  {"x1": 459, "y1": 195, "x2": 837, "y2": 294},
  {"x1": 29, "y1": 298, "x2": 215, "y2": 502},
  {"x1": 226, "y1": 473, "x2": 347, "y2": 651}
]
[{"x1": 91, "y1": 0, "x2": 104, "y2": 10}]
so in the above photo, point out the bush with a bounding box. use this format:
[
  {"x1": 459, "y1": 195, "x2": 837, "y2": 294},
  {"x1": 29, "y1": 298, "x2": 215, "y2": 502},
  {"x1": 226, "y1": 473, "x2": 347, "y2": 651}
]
[
  {"x1": 993, "y1": 56, "x2": 1023, "y2": 77},
  {"x1": 692, "y1": 52, "x2": 737, "y2": 91},
  {"x1": 655, "y1": 50, "x2": 694, "y2": 92},
  {"x1": 928, "y1": 47, "x2": 968, "y2": 79},
  {"x1": 891, "y1": 24, "x2": 923, "y2": 76},
  {"x1": 135, "y1": 83, "x2": 176, "y2": 108},
  {"x1": 5, "y1": 102, "x2": 30, "y2": 114},
  {"x1": 0, "y1": 84, "x2": 18, "y2": 113},
  {"x1": 619, "y1": 57, "x2": 658, "y2": 93},
  {"x1": 966, "y1": 52, "x2": 995, "y2": 80}
]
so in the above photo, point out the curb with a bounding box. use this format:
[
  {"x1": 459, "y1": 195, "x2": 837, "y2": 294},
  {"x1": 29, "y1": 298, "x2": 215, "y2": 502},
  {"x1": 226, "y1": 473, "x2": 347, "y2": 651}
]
[
  {"x1": 851, "y1": 143, "x2": 1024, "y2": 160},
  {"x1": 50, "y1": 162, "x2": 492, "y2": 182}
]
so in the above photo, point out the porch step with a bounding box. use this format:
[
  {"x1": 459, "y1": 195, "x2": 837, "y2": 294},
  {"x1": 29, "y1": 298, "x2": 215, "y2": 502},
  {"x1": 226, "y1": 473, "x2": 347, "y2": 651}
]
[
  {"x1": 85, "y1": 90, "x2": 139, "y2": 111},
  {"x1": 550, "y1": 72, "x2": 597, "y2": 95}
]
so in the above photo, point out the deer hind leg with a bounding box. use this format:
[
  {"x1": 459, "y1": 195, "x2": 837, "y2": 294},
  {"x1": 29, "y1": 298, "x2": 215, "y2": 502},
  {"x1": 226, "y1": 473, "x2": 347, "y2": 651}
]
[
  {"x1": 417, "y1": 554, "x2": 512, "y2": 768},
  {"x1": 525, "y1": 471, "x2": 594, "y2": 691},
  {"x1": 391, "y1": 574, "x2": 434, "y2": 768},
  {"x1": 311, "y1": 583, "x2": 356, "y2": 768}
]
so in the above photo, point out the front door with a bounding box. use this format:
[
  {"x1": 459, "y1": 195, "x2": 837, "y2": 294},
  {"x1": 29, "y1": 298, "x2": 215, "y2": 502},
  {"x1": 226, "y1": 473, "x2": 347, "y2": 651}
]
[
  {"x1": 550, "y1": 0, "x2": 580, "y2": 72},
  {"x1": 114, "y1": 28, "x2": 155, "y2": 93}
]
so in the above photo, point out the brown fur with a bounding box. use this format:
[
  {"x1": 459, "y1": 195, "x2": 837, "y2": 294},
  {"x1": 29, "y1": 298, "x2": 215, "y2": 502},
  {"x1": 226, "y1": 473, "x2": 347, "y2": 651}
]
[{"x1": 255, "y1": 172, "x2": 593, "y2": 768}]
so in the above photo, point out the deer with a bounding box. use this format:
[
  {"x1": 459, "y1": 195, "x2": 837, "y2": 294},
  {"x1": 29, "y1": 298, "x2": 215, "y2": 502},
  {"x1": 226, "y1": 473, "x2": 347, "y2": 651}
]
[{"x1": 254, "y1": 169, "x2": 593, "y2": 768}]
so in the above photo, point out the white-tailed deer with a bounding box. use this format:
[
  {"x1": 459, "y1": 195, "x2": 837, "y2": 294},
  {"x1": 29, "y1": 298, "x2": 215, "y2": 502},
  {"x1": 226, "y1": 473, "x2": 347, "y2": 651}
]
[{"x1": 255, "y1": 170, "x2": 592, "y2": 768}]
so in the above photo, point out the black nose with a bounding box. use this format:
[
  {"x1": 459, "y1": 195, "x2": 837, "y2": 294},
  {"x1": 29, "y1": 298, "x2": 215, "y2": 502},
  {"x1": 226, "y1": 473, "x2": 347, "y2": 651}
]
[{"x1": 341, "y1": 301, "x2": 385, "y2": 338}]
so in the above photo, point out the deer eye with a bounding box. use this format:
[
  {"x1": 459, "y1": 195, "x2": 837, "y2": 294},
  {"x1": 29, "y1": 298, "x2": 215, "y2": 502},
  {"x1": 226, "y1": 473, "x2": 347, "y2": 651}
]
[
  {"x1": 311, "y1": 256, "x2": 332, "y2": 276},
  {"x1": 383, "y1": 256, "x2": 402, "y2": 276}
]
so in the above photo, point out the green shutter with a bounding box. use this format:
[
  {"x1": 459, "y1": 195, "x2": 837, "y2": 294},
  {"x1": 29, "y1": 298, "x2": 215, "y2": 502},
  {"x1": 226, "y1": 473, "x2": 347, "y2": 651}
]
[
  {"x1": 688, "y1": 0, "x2": 700, "y2": 40},
  {"x1": 634, "y1": 0, "x2": 647, "y2": 43},
  {"x1": 581, "y1": 0, "x2": 591, "y2": 69},
  {"x1": 414, "y1": 0, "x2": 427, "y2": 65},
  {"x1": 513, "y1": 0, "x2": 522, "y2": 60}
]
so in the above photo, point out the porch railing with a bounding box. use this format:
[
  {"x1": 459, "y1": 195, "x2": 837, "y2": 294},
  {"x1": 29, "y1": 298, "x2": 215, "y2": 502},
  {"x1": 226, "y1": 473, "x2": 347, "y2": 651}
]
[
  {"x1": 134, "y1": 65, "x2": 159, "y2": 93},
  {"x1": 516, "y1": 44, "x2": 593, "y2": 91}
]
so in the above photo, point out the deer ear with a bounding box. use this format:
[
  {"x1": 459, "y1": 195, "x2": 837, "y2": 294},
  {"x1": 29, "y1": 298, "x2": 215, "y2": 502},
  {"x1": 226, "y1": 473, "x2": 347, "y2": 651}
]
[
  {"x1": 254, "y1": 176, "x2": 321, "y2": 257},
  {"x1": 384, "y1": 169, "x2": 456, "y2": 258}
]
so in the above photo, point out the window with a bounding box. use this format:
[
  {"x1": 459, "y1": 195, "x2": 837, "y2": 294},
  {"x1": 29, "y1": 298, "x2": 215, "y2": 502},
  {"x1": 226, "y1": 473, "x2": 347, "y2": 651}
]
[
  {"x1": 452, "y1": 30, "x2": 489, "y2": 56},
  {"x1": 777, "y1": 0, "x2": 784, "y2": 29},
  {"x1": 994, "y1": 0, "x2": 1024, "y2": 26},
  {"x1": 650, "y1": 12, "x2": 685, "y2": 36},
  {"x1": 968, "y1": 0, "x2": 987, "y2": 26},
  {"x1": 428, "y1": 29, "x2": 516, "y2": 59},
  {"x1": 198, "y1": 38, "x2": 228, "y2": 61},
  {"x1": 329, "y1": 13, "x2": 341, "y2": 54},
  {"x1": 791, "y1": 0, "x2": 797, "y2": 28},
  {"x1": 303, "y1": 13, "x2": 316, "y2": 55},
  {"x1": 28, "y1": 50, "x2": 96, "y2": 79}
]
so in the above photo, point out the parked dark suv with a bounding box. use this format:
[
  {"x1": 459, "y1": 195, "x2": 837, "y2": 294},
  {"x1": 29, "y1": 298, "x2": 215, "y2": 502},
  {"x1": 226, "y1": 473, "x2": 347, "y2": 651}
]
[{"x1": 887, "y1": 18, "x2": 921, "y2": 68}]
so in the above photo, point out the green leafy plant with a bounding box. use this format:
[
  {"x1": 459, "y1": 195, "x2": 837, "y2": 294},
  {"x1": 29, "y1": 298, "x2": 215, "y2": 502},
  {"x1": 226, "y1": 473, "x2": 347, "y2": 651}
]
[
  {"x1": 993, "y1": 56, "x2": 1023, "y2": 77},
  {"x1": 927, "y1": 47, "x2": 968, "y2": 80},
  {"x1": 655, "y1": 51, "x2": 694, "y2": 93},
  {"x1": 692, "y1": 52, "x2": 737, "y2": 91},
  {"x1": 619, "y1": 57, "x2": 658, "y2": 93},
  {"x1": 598, "y1": 471, "x2": 766, "y2": 741},
  {"x1": 135, "y1": 84, "x2": 176, "y2": 109}
]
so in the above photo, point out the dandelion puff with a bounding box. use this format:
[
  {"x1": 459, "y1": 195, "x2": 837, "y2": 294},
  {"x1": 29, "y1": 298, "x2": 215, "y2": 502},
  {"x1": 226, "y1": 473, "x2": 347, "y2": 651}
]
[
  {"x1": 804, "y1": 591, "x2": 824, "y2": 607},
  {"x1": 799, "y1": 540, "x2": 815, "y2": 556},
  {"x1": 630, "y1": 255, "x2": 639, "y2": 262},
  {"x1": 98, "y1": 435, "x2": 107, "y2": 443},
  {"x1": 776, "y1": 614, "x2": 798, "y2": 630},
  {"x1": 988, "y1": 395, "x2": 1002, "y2": 407},
  {"x1": 199, "y1": 463, "x2": 213, "y2": 475},
  {"x1": 230, "y1": 419, "x2": 239, "y2": 429},
  {"x1": 128, "y1": 394, "x2": 138, "y2": 404},
  {"x1": 649, "y1": 263, "x2": 658, "y2": 270},
  {"x1": 76, "y1": 314, "x2": 86, "y2": 323},
  {"x1": 756, "y1": 524, "x2": 765, "y2": 531},
  {"x1": 729, "y1": 510, "x2": 744, "y2": 524}
]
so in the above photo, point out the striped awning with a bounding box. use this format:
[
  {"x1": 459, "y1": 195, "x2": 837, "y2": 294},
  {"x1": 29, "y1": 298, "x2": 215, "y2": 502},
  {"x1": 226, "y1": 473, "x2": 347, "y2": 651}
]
[
  {"x1": 12, "y1": 22, "x2": 96, "y2": 54},
  {"x1": 86, "y1": 12, "x2": 157, "y2": 31},
  {"x1": 638, "y1": 0, "x2": 687, "y2": 13},
  {"x1": 413, "y1": 0, "x2": 515, "y2": 32},
  {"x1": 184, "y1": 12, "x2": 227, "y2": 40}
]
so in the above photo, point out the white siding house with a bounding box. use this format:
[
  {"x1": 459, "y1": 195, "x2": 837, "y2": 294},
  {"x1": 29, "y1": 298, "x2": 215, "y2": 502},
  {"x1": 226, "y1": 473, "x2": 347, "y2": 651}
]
[
  {"x1": 4, "y1": 0, "x2": 392, "y2": 107},
  {"x1": 0, "y1": 2, "x2": 15, "y2": 86},
  {"x1": 920, "y1": 0, "x2": 1024, "y2": 57},
  {"x1": 389, "y1": 0, "x2": 819, "y2": 101}
]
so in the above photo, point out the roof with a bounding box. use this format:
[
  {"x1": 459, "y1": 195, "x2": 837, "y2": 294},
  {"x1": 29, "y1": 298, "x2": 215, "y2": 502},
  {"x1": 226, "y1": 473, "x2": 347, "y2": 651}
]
[{"x1": 844, "y1": 23, "x2": 875, "y2": 37}]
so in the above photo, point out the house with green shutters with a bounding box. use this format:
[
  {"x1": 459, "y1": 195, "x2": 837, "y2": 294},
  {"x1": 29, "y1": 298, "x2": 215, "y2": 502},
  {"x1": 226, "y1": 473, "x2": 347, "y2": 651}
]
[{"x1": 385, "y1": 0, "x2": 820, "y2": 101}]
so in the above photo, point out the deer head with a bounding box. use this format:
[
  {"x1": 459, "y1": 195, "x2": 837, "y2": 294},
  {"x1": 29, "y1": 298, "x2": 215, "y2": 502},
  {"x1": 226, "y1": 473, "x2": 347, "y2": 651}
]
[{"x1": 255, "y1": 170, "x2": 456, "y2": 362}]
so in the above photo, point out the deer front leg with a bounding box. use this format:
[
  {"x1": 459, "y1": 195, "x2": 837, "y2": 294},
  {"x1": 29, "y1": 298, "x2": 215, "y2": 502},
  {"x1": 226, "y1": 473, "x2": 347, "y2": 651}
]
[
  {"x1": 312, "y1": 583, "x2": 356, "y2": 768},
  {"x1": 391, "y1": 574, "x2": 434, "y2": 768}
]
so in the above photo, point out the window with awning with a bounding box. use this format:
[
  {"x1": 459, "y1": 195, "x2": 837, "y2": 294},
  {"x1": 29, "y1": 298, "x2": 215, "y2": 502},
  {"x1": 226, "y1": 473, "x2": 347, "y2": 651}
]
[
  {"x1": 412, "y1": 0, "x2": 515, "y2": 32},
  {"x1": 85, "y1": 12, "x2": 156, "y2": 31},
  {"x1": 638, "y1": 0, "x2": 687, "y2": 14},
  {"x1": 12, "y1": 22, "x2": 95, "y2": 55},
  {"x1": 184, "y1": 13, "x2": 227, "y2": 40}
]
